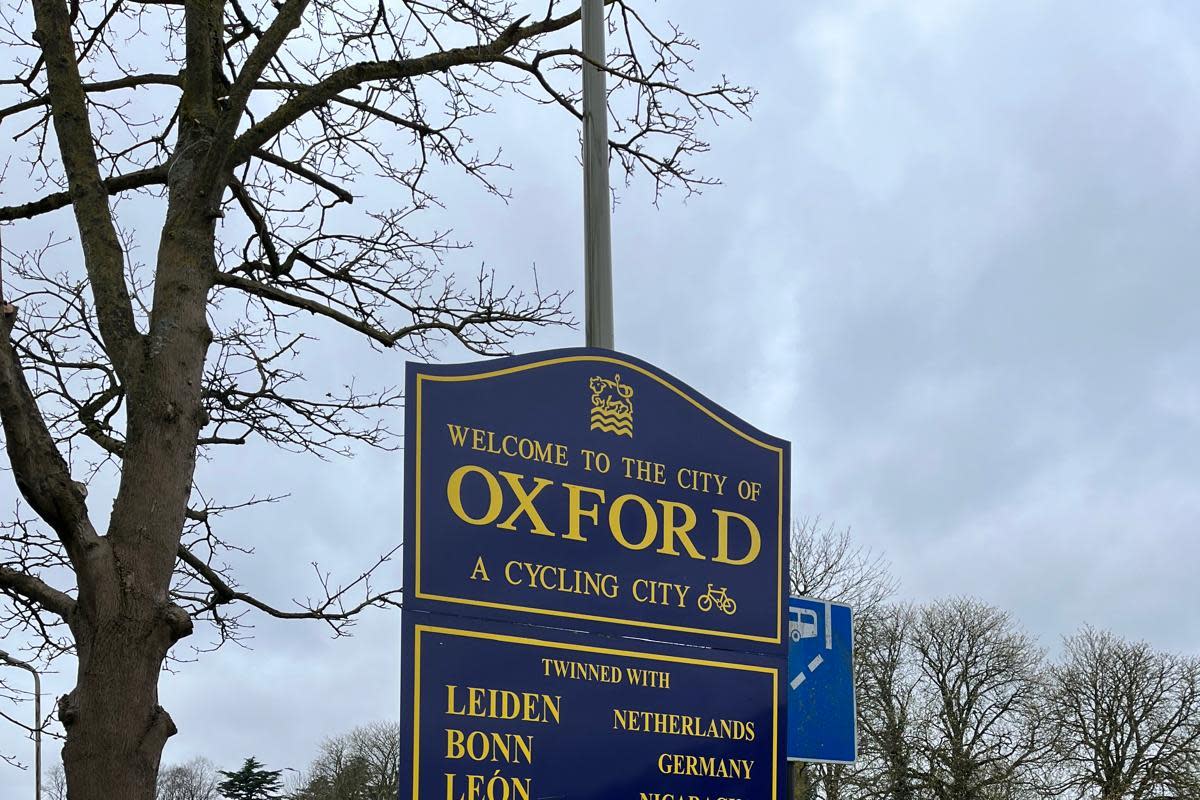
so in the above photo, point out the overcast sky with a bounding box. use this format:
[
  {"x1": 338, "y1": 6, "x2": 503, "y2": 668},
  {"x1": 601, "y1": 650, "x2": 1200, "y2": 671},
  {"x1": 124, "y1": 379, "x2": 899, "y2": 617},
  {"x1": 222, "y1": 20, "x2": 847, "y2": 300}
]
[{"x1": 3, "y1": 0, "x2": 1199, "y2": 792}]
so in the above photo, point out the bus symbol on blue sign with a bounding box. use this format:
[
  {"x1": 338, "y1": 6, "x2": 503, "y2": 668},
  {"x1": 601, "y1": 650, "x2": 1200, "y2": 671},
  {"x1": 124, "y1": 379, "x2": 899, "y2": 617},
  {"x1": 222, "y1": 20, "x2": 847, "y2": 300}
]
[{"x1": 787, "y1": 596, "x2": 856, "y2": 763}]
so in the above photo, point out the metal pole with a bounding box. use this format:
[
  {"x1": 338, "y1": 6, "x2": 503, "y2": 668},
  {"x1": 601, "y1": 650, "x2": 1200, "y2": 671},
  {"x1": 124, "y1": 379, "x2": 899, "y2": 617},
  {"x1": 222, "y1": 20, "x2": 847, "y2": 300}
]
[
  {"x1": 582, "y1": 0, "x2": 614, "y2": 349},
  {"x1": 0, "y1": 649, "x2": 41, "y2": 800}
]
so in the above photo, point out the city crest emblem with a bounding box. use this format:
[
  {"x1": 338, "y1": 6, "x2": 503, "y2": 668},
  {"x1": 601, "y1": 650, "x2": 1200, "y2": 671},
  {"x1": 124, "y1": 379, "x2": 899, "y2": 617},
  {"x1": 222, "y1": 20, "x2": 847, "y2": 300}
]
[{"x1": 589, "y1": 374, "x2": 633, "y2": 437}]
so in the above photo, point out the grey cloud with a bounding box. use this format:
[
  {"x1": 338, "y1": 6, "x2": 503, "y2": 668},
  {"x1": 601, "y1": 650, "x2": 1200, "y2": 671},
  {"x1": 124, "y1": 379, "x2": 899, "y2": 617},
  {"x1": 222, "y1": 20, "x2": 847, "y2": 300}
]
[{"x1": 4, "y1": 0, "x2": 1200, "y2": 793}]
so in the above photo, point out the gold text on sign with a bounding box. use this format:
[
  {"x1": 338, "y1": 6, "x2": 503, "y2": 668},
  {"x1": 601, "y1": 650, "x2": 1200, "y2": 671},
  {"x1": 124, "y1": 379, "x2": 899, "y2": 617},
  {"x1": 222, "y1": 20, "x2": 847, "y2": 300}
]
[
  {"x1": 445, "y1": 464, "x2": 762, "y2": 567},
  {"x1": 445, "y1": 685, "x2": 562, "y2": 725},
  {"x1": 657, "y1": 754, "x2": 755, "y2": 781},
  {"x1": 612, "y1": 710, "x2": 755, "y2": 741},
  {"x1": 447, "y1": 425, "x2": 570, "y2": 468}
]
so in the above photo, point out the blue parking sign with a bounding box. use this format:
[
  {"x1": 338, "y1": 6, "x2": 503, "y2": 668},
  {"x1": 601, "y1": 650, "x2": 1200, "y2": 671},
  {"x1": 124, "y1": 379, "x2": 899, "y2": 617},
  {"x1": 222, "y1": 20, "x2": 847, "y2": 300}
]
[{"x1": 787, "y1": 596, "x2": 856, "y2": 763}]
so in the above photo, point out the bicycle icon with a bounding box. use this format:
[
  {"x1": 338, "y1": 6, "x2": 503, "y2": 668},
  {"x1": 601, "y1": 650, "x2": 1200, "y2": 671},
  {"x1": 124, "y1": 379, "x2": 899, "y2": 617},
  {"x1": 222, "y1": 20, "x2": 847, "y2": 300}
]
[{"x1": 697, "y1": 584, "x2": 737, "y2": 615}]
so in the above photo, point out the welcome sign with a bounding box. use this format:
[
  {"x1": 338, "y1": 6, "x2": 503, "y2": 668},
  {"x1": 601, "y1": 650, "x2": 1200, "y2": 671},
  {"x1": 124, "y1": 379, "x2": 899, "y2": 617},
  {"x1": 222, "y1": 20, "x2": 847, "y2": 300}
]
[
  {"x1": 400, "y1": 348, "x2": 792, "y2": 799},
  {"x1": 403, "y1": 348, "x2": 790, "y2": 653}
]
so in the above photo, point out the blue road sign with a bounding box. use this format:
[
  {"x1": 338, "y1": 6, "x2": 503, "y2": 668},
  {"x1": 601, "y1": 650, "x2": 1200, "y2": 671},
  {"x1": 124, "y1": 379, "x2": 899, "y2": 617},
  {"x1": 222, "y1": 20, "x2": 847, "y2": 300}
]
[
  {"x1": 400, "y1": 610, "x2": 787, "y2": 800},
  {"x1": 404, "y1": 348, "x2": 790, "y2": 654},
  {"x1": 786, "y1": 596, "x2": 855, "y2": 763}
]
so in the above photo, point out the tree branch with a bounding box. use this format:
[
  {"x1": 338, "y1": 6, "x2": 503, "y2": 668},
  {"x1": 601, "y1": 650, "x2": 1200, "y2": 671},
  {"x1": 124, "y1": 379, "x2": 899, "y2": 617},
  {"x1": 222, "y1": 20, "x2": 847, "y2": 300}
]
[
  {"x1": 215, "y1": 270, "x2": 560, "y2": 353},
  {"x1": 252, "y1": 149, "x2": 353, "y2": 205},
  {"x1": 225, "y1": 10, "x2": 585, "y2": 166},
  {"x1": 176, "y1": 543, "x2": 400, "y2": 626},
  {"x1": 28, "y1": 0, "x2": 143, "y2": 379},
  {"x1": 0, "y1": 73, "x2": 181, "y2": 123},
  {"x1": 0, "y1": 305, "x2": 100, "y2": 559},
  {"x1": 201, "y1": 0, "x2": 311, "y2": 190},
  {"x1": 0, "y1": 166, "x2": 169, "y2": 223},
  {"x1": 228, "y1": 179, "x2": 283, "y2": 275},
  {"x1": 0, "y1": 565, "x2": 75, "y2": 619},
  {"x1": 215, "y1": 272, "x2": 398, "y2": 346}
]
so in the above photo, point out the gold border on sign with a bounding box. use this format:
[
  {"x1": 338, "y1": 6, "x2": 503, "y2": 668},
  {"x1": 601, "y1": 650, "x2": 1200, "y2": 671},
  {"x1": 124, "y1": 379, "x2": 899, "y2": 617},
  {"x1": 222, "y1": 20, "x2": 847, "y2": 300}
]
[
  {"x1": 410, "y1": 623, "x2": 780, "y2": 800},
  {"x1": 413, "y1": 354, "x2": 786, "y2": 645}
]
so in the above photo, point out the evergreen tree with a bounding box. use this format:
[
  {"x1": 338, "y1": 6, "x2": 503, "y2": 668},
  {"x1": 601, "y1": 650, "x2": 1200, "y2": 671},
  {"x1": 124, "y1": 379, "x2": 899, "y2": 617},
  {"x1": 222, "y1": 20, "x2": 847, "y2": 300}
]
[{"x1": 217, "y1": 758, "x2": 283, "y2": 800}]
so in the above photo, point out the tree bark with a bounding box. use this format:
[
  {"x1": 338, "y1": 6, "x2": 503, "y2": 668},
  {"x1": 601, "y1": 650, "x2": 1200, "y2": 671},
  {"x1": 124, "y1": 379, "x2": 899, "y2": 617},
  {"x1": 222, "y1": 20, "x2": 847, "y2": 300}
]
[
  {"x1": 60, "y1": 612, "x2": 180, "y2": 799},
  {"x1": 60, "y1": 202, "x2": 214, "y2": 800}
]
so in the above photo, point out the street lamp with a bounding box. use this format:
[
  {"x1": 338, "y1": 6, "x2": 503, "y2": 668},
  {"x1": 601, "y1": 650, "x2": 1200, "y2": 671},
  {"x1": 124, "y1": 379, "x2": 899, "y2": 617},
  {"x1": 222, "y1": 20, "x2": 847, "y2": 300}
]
[{"x1": 0, "y1": 648, "x2": 41, "y2": 800}]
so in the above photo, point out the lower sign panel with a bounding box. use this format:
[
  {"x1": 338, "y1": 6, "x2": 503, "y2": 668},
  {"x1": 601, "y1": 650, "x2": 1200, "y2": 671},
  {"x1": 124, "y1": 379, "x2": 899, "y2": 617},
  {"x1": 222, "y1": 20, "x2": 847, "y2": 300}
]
[{"x1": 400, "y1": 612, "x2": 785, "y2": 800}]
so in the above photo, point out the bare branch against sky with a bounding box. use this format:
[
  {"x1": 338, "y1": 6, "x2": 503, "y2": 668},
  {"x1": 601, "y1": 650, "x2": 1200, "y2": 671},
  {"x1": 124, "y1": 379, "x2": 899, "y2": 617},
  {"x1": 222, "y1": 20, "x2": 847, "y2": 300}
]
[{"x1": 0, "y1": 0, "x2": 751, "y2": 796}]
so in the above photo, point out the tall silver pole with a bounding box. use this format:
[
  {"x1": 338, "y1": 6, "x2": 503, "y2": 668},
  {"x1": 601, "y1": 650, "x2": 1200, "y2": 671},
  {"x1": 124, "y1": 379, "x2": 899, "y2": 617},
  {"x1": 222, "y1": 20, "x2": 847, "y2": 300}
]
[
  {"x1": 582, "y1": 0, "x2": 614, "y2": 349},
  {"x1": 0, "y1": 649, "x2": 41, "y2": 800}
]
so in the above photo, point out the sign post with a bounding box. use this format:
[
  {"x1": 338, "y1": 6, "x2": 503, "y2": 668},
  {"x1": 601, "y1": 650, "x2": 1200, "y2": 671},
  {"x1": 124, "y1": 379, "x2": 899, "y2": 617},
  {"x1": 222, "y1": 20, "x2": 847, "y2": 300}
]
[
  {"x1": 400, "y1": 347, "x2": 791, "y2": 798},
  {"x1": 582, "y1": 0, "x2": 614, "y2": 349}
]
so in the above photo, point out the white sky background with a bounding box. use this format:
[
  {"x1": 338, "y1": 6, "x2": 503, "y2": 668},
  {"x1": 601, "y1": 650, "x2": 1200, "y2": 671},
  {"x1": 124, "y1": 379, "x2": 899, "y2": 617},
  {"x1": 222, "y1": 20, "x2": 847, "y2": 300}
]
[{"x1": 3, "y1": 0, "x2": 1200, "y2": 792}]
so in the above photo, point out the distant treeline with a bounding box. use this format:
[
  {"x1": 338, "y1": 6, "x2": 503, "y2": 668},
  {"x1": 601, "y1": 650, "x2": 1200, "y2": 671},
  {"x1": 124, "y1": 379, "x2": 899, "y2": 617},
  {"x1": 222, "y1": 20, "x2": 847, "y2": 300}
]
[
  {"x1": 109, "y1": 519, "x2": 1197, "y2": 800},
  {"x1": 787, "y1": 518, "x2": 1199, "y2": 800},
  {"x1": 794, "y1": 600, "x2": 1199, "y2": 800}
]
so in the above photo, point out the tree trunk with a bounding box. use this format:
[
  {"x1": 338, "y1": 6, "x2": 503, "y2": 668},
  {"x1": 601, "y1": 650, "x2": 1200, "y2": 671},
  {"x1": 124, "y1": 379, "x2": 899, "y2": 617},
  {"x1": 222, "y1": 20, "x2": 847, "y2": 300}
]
[
  {"x1": 60, "y1": 615, "x2": 178, "y2": 799},
  {"x1": 59, "y1": 201, "x2": 215, "y2": 800}
]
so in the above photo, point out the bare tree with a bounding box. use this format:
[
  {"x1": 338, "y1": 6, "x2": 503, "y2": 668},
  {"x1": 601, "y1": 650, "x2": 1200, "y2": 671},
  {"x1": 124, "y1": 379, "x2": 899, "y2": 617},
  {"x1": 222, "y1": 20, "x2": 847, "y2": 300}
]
[
  {"x1": 48, "y1": 762, "x2": 68, "y2": 800},
  {"x1": 853, "y1": 603, "x2": 920, "y2": 800},
  {"x1": 788, "y1": 517, "x2": 896, "y2": 800},
  {"x1": 157, "y1": 756, "x2": 219, "y2": 800},
  {"x1": 292, "y1": 721, "x2": 399, "y2": 800},
  {"x1": 789, "y1": 517, "x2": 896, "y2": 616},
  {"x1": 0, "y1": 1, "x2": 752, "y2": 797},
  {"x1": 908, "y1": 598, "x2": 1049, "y2": 800},
  {"x1": 344, "y1": 721, "x2": 400, "y2": 800},
  {"x1": 1046, "y1": 626, "x2": 1200, "y2": 800}
]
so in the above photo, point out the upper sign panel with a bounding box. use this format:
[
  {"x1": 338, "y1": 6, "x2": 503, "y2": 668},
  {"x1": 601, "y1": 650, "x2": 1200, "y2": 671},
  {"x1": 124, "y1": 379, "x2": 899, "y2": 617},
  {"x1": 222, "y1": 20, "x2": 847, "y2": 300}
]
[{"x1": 404, "y1": 348, "x2": 790, "y2": 653}]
